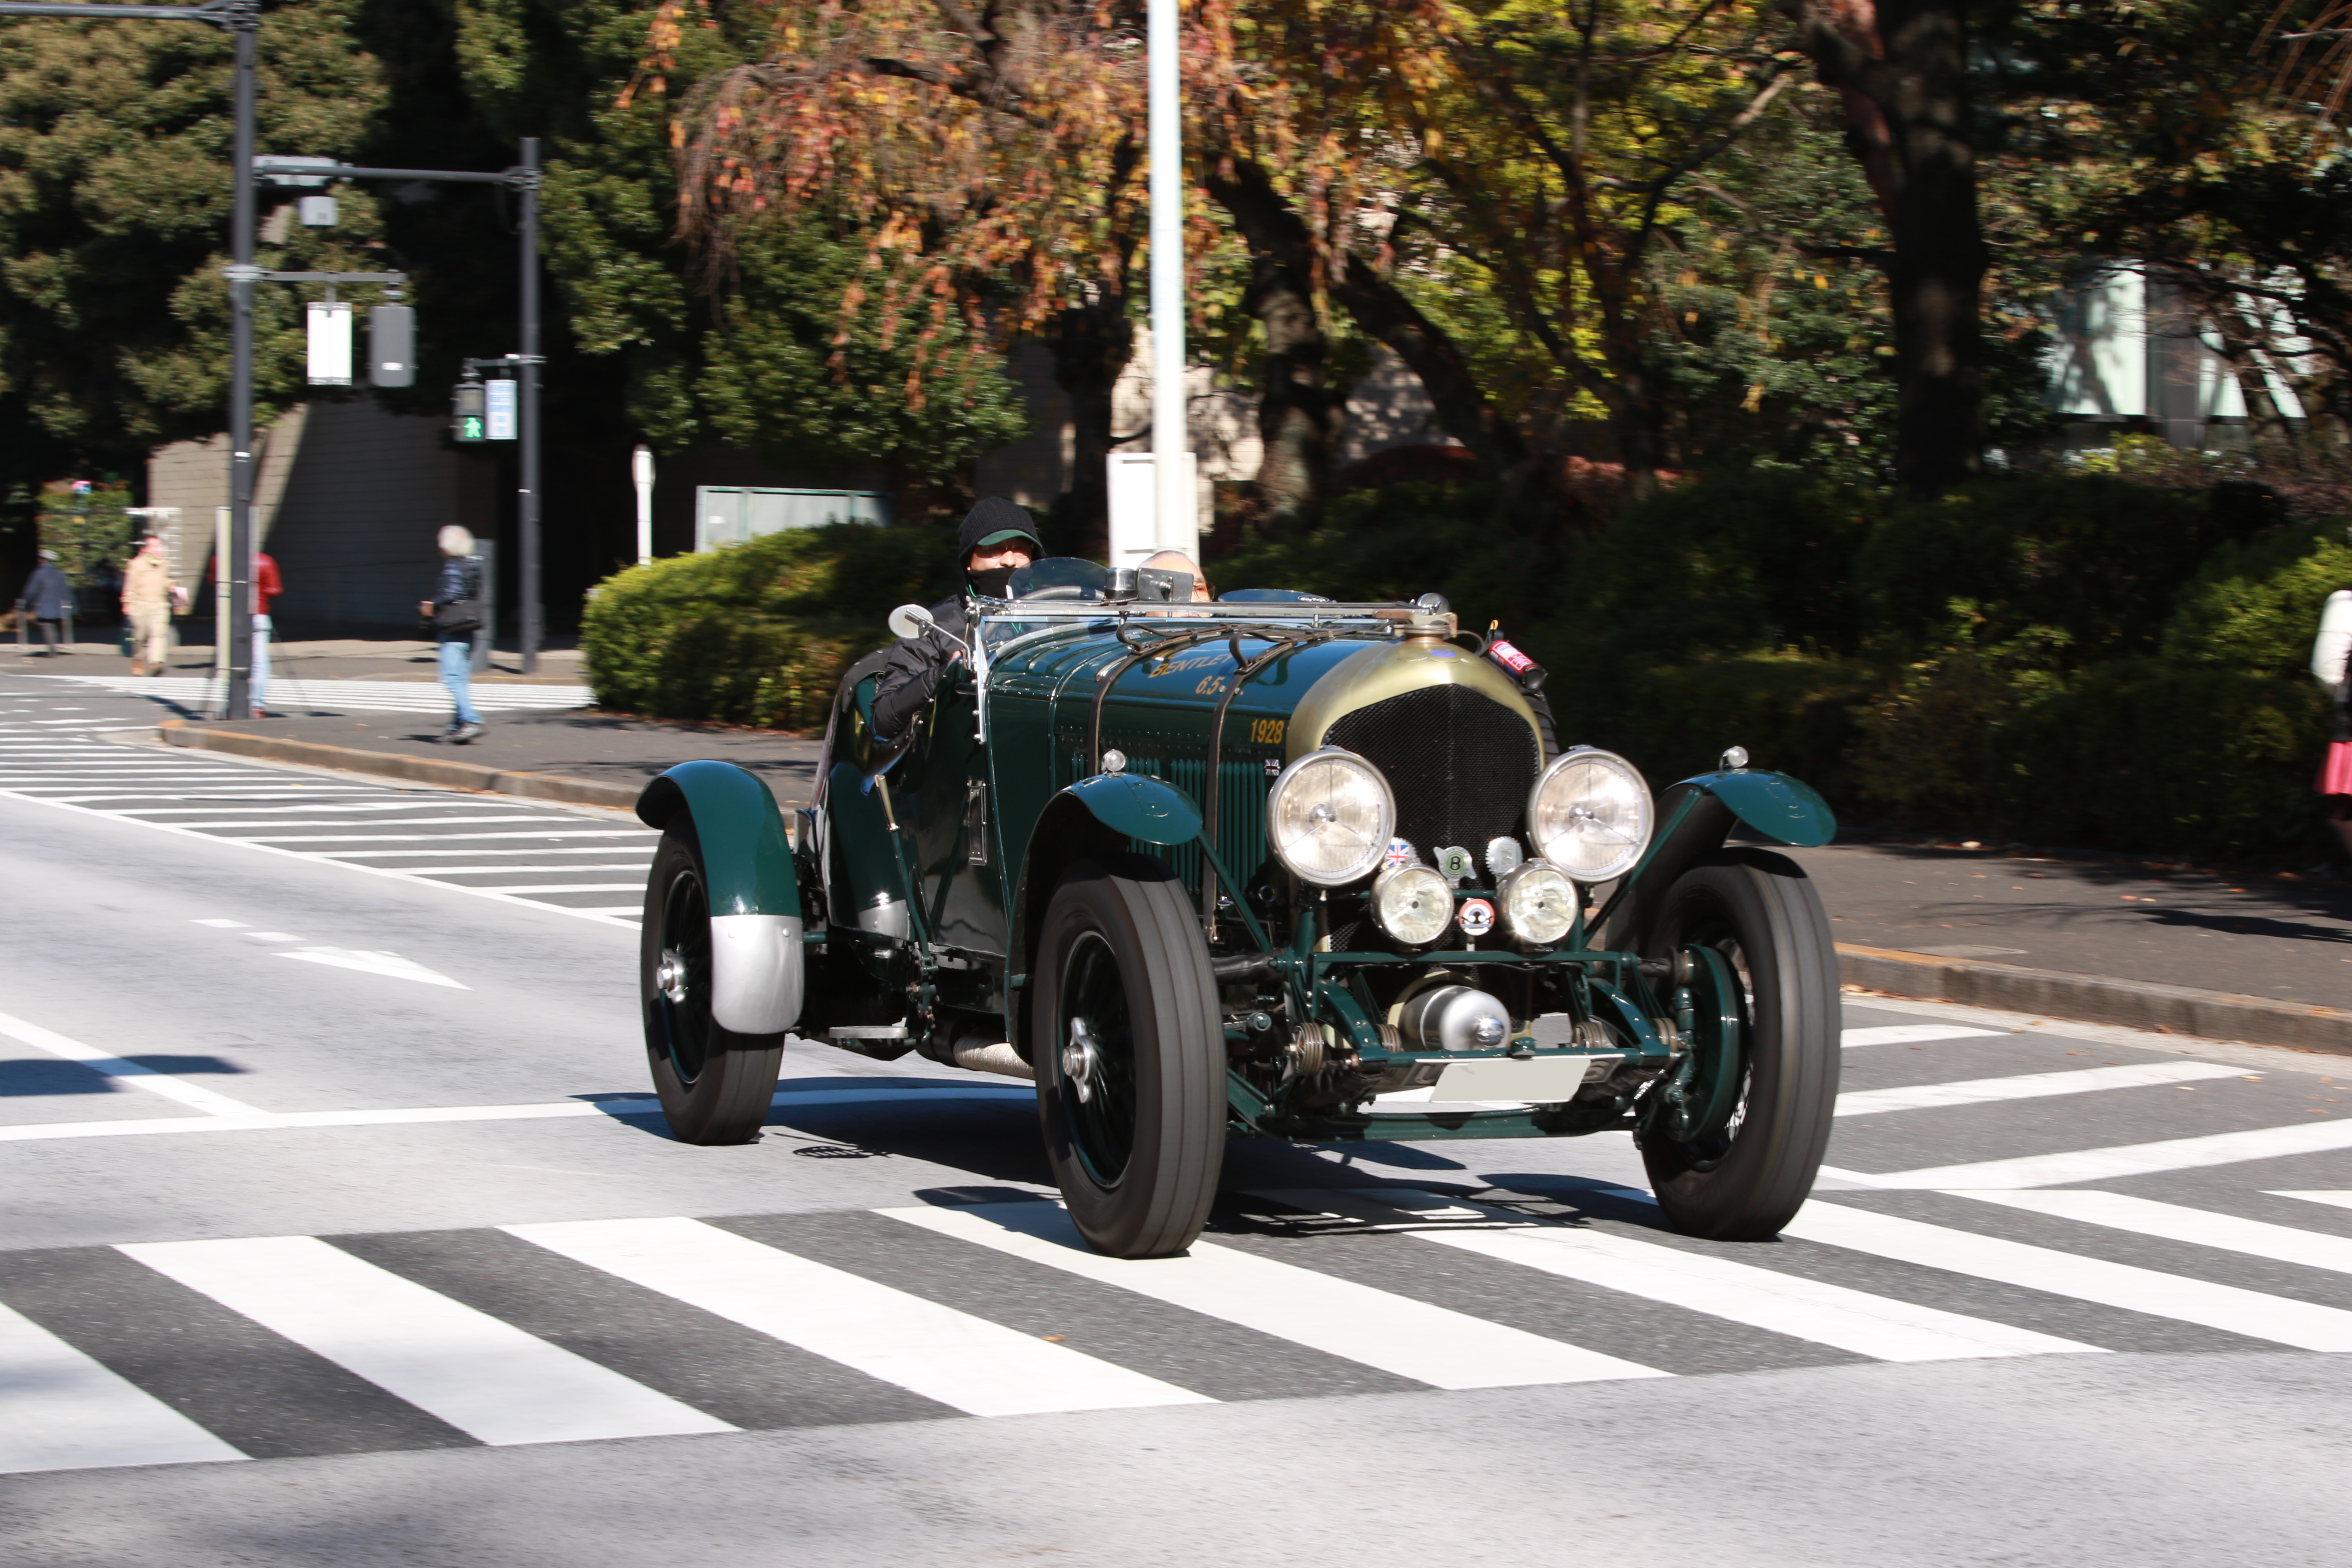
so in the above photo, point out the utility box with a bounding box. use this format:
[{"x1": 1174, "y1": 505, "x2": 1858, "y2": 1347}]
[
  {"x1": 1106, "y1": 450, "x2": 1197, "y2": 568},
  {"x1": 694, "y1": 486, "x2": 892, "y2": 551}
]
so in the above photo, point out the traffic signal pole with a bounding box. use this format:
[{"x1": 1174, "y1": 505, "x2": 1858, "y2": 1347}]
[
  {"x1": 225, "y1": 10, "x2": 257, "y2": 718},
  {"x1": 256, "y1": 151, "x2": 545, "y2": 675}
]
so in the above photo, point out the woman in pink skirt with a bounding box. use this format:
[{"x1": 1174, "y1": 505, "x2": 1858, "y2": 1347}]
[{"x1": 2318, "y1": 584, "x2": 2352, "y2": 855}]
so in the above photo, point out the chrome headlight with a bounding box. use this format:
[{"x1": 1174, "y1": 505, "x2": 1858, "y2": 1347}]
[
  {"x1": 1497, "y1": 861, "x2": 1577, "y2": 945},
  {"x1": 1372, "y1": 864, "x2": 1453, "y2": 946},
  {"x1": 1267, "y1": 748, "x2": 1394, "y2": 886},
  {"x1": 1527, "y1": 747, "x2": 1653, "y2": 882}
]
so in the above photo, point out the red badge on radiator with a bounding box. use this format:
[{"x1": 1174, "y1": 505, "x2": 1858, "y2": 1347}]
[{"x1": 1456, "y1": 897, "x2": 1495, "y2": 938}]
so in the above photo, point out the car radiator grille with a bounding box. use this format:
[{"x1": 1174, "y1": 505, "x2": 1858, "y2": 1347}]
[{"x1": 1323, "y1": 683, "x2": 1540, "y2": 865}]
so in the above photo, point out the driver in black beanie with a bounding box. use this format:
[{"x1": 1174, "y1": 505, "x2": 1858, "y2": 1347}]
[{"x1": 871, "y1": 497, "x2": 1044, "y2": 742}]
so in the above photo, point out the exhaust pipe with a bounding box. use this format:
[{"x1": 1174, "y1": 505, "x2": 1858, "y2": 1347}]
[{"x1": 951, "y1": 1038, "x2": 1035, "y2": 1081}]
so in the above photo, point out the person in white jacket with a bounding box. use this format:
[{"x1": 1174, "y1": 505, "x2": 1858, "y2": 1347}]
[{"x1": 2315, "y1": 582, "x2": 2352, "y2": 856}]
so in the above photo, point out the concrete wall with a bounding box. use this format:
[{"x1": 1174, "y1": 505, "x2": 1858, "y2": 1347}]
[{"x1": 147, "y1": 399, "x2": 499, "y2": 632}]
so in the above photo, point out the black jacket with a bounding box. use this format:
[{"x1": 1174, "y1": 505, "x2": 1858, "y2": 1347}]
[{"x1": 872, "y1": 590, "x2": 970, "y2": 741}]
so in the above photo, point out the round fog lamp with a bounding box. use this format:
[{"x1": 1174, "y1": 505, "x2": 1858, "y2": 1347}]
[
  {"x1": 1372, "y1": 864, "x2": 1453, "y2": 946},
  {"x1": 1266, "y1": 748, "x2": 1395, "y2": 886},
  {"x1": 1497, "y1": 862, "x2": 1577, "y2": 945},
  {"x1": 1527, "y1": 747, "x2": 1653, "y2": 882}
]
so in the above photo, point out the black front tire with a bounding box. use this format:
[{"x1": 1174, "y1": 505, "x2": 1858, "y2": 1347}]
[
  {"x1": 1638, "y1": 848, "x2": 1840, "y2": 1239},
  {"x1": 642, "y1": 822, "x2": 786, "y2": 1145},
  {"x1": 1033, "y1": 855, "x2": 1225, "y2": 1258}
]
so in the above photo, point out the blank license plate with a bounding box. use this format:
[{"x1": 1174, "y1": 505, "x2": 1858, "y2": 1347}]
[{"x1": 1433, "y1": 1056, "x2": 1592, "y2": 1102}]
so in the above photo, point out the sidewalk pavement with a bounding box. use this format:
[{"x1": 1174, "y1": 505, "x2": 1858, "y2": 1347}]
[
  {"x1": 0, "y1": 636, "x2": 588, "y2": 684},
  {"x1": 67, "y1": 653, "x2": 2348, "y2": 1052}
]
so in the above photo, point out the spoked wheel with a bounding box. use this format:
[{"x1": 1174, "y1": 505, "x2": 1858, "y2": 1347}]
[
  {"x1": 1637, "y1": 848, "x2": 1839, "y2": 1239},
  {"x1": 642, "y1": 822, "x2": 785, "y2": 1145},
  {"x1": 1033, "y1": 854, "x2": 1224, "y2": 1258}
]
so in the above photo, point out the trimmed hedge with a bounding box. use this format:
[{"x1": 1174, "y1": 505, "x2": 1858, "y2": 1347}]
[{"x1": 581, "y1": 524, "x2": 957, "y2": 731}]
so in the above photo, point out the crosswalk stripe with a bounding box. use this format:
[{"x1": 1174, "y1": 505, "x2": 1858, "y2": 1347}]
[
  {"x1": 1261, "y1": 1188, "x2": 2108, "y2": 1364},
  {"x1": 0, "y1": 1300, "x2": 245, "y2": 1473},
  {"x1": 2273, "y1": 1191, "x2": 2352, "y2": 1212},
  {"x1": 1781, "y1": 1200, "x2": 2352, "y2": 1351},
  {"x1": 1835, "y1": 1060, "x2": 2244, "y2": 1117},
  {"x1": 1841, "y1": 1025, "x2": 2006, "y2": 1047},
  {"x1": 503, "y1": 1216, "x2": 1209, "y2": 1418},
  {"x1": 883, "y1": 1201, "x2": 1665, "y2": 1389},
  {"x1": 115, "y1": 1236, "x2": 734, "y2": 1445},
  {"x1": 1957, "y1": 1190, "x2": 2352, "y2": 1276},
  {"x1": 416, "y1": 882, "x2": 644, "y2": 894},
  {"x1": 1823, "y1": 1118, "x2": 2352, "y2": 1189}
]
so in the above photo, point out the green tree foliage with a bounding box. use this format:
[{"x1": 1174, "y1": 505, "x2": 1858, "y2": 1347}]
[{"x1": 0, "y1": 3, "x2": 387, "y2": 490}]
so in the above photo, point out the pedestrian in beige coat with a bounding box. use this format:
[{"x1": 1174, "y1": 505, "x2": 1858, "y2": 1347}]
[{"x1": 119, "y1": 535, "x2": 184, "y2": 677}]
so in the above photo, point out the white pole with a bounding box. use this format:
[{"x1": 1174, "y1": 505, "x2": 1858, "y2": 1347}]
[
  {"x1": 1147, "y1": 0, "x2": 1194, "y2": 557},
  {"x1": 631, "y1": 444, "x2": 655, "y2": 566}
]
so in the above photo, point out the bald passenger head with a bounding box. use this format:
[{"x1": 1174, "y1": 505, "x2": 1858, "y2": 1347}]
[{"x1": 1139, "y1": 550, "x2": 1210, "y2": 602}]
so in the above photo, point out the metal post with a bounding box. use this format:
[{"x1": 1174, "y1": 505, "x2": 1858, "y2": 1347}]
[
  {"x1": 1146, "y1": 0, "x2": 1192, "y2": 558},
  {"x1": 518, "y1": 137, "x2": 542, "y2": 674},
  {"x1": 224, "y1": 14, "x2": 257, "y2": 719}
]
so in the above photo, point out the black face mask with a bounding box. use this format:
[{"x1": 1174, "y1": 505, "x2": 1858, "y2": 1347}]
[{"x1": 968, "y1": 565, "x2": 1019, "y2": 599}]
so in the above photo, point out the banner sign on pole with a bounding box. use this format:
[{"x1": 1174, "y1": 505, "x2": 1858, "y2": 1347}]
[
  {"x1": 305, "y1": 300, "x2": 353, "y2": 386},
  {"x1": 485, "y1": 377, "x2": 518, "y2": 441}
]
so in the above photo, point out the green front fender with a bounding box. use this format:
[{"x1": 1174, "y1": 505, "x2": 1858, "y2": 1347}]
[
  {"x1": 1058, "y1": 771, "x2": 1204, "y2": 845},
  {"x1": 635, "y1": 761, "x2": 804, "y2": 1036},
  {"x1": 635, "y1": 760, "x2": 800, "y2": 916},
  {"x1": 1593, "y1": 768, "x2": 1834, "y2": 956}
]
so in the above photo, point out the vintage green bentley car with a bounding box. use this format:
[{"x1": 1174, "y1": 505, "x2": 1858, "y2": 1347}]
[{"x1": 632, "y1": 559, "x2": 1841, "y2": 1258}]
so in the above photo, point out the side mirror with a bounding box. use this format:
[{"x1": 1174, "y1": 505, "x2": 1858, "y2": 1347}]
[{"x1": 888, "y1": 603, "x2": 934, "y2": 639}]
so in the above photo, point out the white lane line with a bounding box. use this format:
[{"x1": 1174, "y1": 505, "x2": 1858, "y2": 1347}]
[
  {"x1": 0, "y1": 1008, "x2": 265, "y2": 1118},
  {"x1": 322, "y1": 846, "x2": 657, "y2": 860},
  {"x1": 2274, "y1": 1192, "x2": 2352, "y2": 1213},
  {"x1": 173, "y1": 815, "x2": 559, "y2": 830},
  {"x1": 277, "y1": 948, "x2": 469, "y2": 989},
  {"x1": 0, "y1": 787, "x2": 644, "y2": 930},
  {"x1": 506, "y1": 1216, "x2": 1207, "y2": 1418},
  {"x1": 0, "y1": 1300, "x2": 245, "y2": 1473},
  {"x1": 1822, "y1": 1119, "x2": 2352, "y2": 1190},
  {"x1": 416, "y1": 882, "x2": 644, "y2": 895},
  {"x1": 1263, "y1": 1188, "x2": 2106, "y2": 1364},
  {"x1": 885, "y1": 1201, "x2": 1663, "y2": 1389},
  {"x1": 238, "y1": 831, "x2": 650, "y2": 845},
  {"x1": 0, "y1": 1085, "x2": 1031, "y2": 1142},
  {"x1": 560, "y1": 906, "x2": 643, "y2": 916},
  {"x1": 117, "y1": 1235, "x2": 732, "y2": 1446},
  {"x1": 1835, "y1": 1060, "x2": 2245, "y2": 1117},
  {"x1": 403, "y1": 864, "x2": 652, "y2": 875},
  {"x1": 1841, "y1": 1025, "x2": 2006, "y2": 1048},
  {"x1": 1782, "y1": 1200, "x2": 2352, "y2": 1351},
  {"x1": 192, "y1": 918, "x2": 247, "y2": 928},
  {"x1": 1958, "y1": 1190, "x2": 2352, "y2": 1277}
]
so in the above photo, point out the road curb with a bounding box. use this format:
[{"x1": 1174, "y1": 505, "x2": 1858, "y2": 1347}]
[
  {"x1": 1837, "y1": 942, "x2": 2352, "y2": 1055},
  {"x1": 155, "y1": 719, "x2": 644, "y2": 812}
]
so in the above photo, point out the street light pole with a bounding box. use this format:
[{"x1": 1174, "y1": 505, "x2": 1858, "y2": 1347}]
[
  {"x1": 518, "y1": 136, "x2": 542, "y2": 674},
  {"x1": 225, "y1": 9, "x2": 257, "y2": 718},
  {"x1": 1146, "y1": 0, "x2": 1192, "y2": 558}
]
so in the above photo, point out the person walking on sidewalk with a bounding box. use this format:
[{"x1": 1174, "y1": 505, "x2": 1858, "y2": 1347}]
[
  {"x1": 19, "y1": 550, "x2": 70, "y2": 655},
  {"x1": 2315, "y1": 575, "x2": 2352, "y2": 858},
  {"x1": 420, "y1": 526, "x2": 485, "y2": 744},
  {"x1": 251, "y1": 548, "x2": 282, "y2": 714},
  {"x1": 119, "y1": 535, "x2": 184, "y2": 677}
]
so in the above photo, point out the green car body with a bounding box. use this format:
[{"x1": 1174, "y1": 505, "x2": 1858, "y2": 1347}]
[{"x1": 637, "y1": 575, "x2": 1843, "y2": 1254}]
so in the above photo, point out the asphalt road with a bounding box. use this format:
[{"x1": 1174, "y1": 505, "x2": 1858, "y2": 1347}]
[{"x1": 5, "y1": 674, "x2": 2352, "y2": 1566}]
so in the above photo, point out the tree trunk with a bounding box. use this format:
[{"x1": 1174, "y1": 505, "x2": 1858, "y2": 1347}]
[
  {"x1": 1244, "y1": 250, "x2": 1344, "y2": 533},
  {"x1": 1047, "y1": 293, "x2": 1133, "y2": 560},
  {"x1": 1204, "y1": 158, "x2": 1527, "y2": 480},
  {"x1": 1781, "y1": 0, "x2": 1986, "y2": 496}
]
